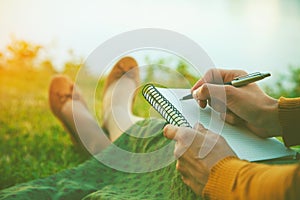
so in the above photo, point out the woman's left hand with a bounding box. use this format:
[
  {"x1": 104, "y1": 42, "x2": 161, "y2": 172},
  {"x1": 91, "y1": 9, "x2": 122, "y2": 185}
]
[{"x1": 163, "y1": 123, "x2": 236, "y2": 196}]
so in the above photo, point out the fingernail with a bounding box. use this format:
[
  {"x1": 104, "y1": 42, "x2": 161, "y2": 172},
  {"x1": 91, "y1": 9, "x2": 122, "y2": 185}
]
[
  {"x1": 192, "y1": 88, "x2": 199, "y2": 99},
  {"x1": 163, "y1": 124, "x2": 177, "y2": 132},
  {"x1": 167, "y1": 124, "x2": 178, "y2": 131}
]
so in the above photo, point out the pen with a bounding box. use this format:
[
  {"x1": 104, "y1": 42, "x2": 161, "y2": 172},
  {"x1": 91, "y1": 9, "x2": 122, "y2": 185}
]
[{"x1": 180, "y1": 72, "x2": 271, "y2": 101}]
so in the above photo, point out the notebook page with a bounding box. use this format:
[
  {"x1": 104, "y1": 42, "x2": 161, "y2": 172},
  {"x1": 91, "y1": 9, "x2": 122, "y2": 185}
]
[{"x1": 157, "y1": 88, "x2": 296, "y2": 161}]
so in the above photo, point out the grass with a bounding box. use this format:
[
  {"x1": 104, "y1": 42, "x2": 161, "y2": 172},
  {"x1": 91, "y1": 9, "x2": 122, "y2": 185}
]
[
  {"x1": 0, "y1": 68, "x2": 163, "y2": 190},
  {"x1": 0, "y1": 69, "x2": 90, "y2": 189},
  {"x1": 4, "y1": 63, "x2": 298, "y2": 192}
]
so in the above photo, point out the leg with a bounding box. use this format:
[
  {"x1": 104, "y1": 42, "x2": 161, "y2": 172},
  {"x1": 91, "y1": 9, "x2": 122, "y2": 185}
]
[
  {"x1": 102, "y1": 56, "x2": 143, "y2": 141},
  {"x1": 49, "y1": 75, "x2": 110, "y2": 155},
  {"x1": 48, "y1": 57, "x2": 143, "y2": 154},
  {"x1": 0, "y1": 57, "x2": 198, "y2": 200}
]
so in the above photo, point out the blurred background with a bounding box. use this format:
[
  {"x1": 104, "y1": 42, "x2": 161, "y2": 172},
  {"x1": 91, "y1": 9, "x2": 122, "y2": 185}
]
[
  {"x1": 0, "y1": 0, "x2": 300, "y2": 190},
  {"x1": 1, "y1": 0, "x2": 300, "y2": 74}
]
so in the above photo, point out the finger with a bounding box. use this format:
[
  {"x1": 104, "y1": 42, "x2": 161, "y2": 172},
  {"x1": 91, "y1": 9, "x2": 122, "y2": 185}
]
[
  {"x1": 192, "y1": 69, "x2": 248, "y2": 91},
  {"x1": 191, "y1": 78, "x2": 206, "y2": 91},
  {"x1": 163, "y1": 124, "x2": 178, "y2": 140},
  {"x1": 206, "y1": 98, "x2": 227, "y2": 113},
  {"x1": 246, "y1": 124, "x2": 269, "y2": 138},
  {"x1": 164, "y1": 125, "x2": 197, "y2": 143},
  {"x1": 193, "y1": 123, "x2": 206, "y2": 132},
  {"x1": 174, "y1": 143, "x2": 189, "y2": 159},
  {"x1": 176, "y1": 160, "x2": 188, "y2": 174},
  {"x1": 181, "y1": 175, "x2": 191, "y2": 187},
  {"x1": 198, "y1": 130, "x2": 221, "y2": 159},
  {"x1": 193, "y1": 83, "x2": 226, "y2": 101},
  {"x1": 199, "y1": 100, "x2": 207, "y2": 108},
  {"x1": 194, "y1": 83, "x2": 228, "y2": 113},
  {"x1": 172, "y1": 128, "x2": 198, "y2": 158},
  {"x1": 220, "y1": 112, "x2": 245, "y2": 125},
  {"x1": 191, "y1": 69, "x2": 224, "y2": 91},
  {"x1": 216, "y1": 69, "x2": 248, "y2": 83}
]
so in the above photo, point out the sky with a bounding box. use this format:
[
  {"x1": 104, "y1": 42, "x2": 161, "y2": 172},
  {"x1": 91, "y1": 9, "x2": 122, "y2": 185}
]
[{"x1": 1, "y1": 0, "x2": 300, "y2": 84}]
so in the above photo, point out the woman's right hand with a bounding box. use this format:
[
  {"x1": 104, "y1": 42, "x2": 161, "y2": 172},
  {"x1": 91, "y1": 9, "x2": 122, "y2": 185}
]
[{"x1": 191, "y1": 69, "x2": 281, "y2": 138}]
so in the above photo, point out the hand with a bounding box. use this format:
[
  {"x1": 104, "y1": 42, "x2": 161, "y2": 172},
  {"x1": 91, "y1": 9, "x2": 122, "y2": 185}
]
[
  {"x1": 192, "y1": 69, "x2": 280, "y2": 138},
  {"x1": 163, "y1": 123, "x2": 236, "y2": 196}
]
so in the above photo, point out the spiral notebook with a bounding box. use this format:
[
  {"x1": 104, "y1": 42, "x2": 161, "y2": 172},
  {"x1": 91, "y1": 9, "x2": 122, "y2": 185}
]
[{"x1": 142, "y1": 84, "x2": 296, "y2": 161}]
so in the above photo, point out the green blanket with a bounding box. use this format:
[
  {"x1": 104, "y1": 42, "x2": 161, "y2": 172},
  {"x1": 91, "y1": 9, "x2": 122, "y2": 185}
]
[
  {"x1": 0, "y1": 119, "x2": 198, "y2": 200},
  {"x1": 1, "y1": 119, "x2": 298, "y2": 200}
]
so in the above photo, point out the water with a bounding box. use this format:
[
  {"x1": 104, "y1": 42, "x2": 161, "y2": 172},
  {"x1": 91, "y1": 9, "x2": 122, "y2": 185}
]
[
  {"x1": 198, "y1": 0, "x2": 300, "y2": 85},
  {"x1": 131, "y1": 0, "x2": 300, "y2": 86},
  {"x1": 94, "y1": 0, "x2": 300, "y2": 87},
  {"x1": 1, "y1": 0, "x2": 299, "y2": 87}
]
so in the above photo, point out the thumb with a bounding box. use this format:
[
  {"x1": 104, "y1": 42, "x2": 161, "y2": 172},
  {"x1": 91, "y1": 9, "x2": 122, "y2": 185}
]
[{"x1": 163, "y1": 124, "x2": 178, "y2": 140}]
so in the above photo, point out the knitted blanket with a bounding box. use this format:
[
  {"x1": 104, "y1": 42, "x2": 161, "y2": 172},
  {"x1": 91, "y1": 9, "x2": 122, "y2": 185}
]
[{"x1": 0, "y1": 119, "x2": 198, "y2": 200}]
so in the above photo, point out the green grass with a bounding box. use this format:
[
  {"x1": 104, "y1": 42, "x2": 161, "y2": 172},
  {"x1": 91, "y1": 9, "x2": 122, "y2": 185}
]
[
  {"x1": 0, "y1": 69, "x2": 90, "y2": 189},
  {"x1": 0, "y1": 64, "x2": 174, "y2": 190},
  {"x1": 6, "y1": 63, "x2": 299, "y2": 193},
  {"x1": 0, "y1": 68, "x2": 160, "y2": 190}
]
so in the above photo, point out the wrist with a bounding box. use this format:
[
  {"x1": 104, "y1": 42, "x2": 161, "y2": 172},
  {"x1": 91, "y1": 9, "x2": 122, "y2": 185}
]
[{"x1": 263, "y1": 97, "x2": 281, "y2": 137}]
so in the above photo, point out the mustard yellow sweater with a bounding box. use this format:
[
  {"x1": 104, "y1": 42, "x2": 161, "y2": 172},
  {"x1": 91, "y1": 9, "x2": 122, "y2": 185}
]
[{"x1": 203, "y1": 97, "x2": 300, "y2": 199}]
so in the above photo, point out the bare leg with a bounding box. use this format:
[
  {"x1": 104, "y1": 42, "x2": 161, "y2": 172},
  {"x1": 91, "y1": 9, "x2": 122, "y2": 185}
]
[
  {"x1": 48, "y1": 57, "x2": 143, "y2": 154},
  {"x1": 49, "y1": 75, "x2": 110, "y2": 154},
  {"x1": 102, "y1": 57, "x2": 143, "y2": 141},
  {"x1": 102, "y1": 77, "x2": 143, "y2": 141}
]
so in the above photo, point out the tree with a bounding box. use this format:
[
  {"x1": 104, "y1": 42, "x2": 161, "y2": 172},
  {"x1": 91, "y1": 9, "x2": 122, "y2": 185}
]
[
  {"x1": 265, "y1": 66, "x2": 300, "y2": 98},
  {"x1": 6, "y1": 39, "x2": 42, "y2": 70}
]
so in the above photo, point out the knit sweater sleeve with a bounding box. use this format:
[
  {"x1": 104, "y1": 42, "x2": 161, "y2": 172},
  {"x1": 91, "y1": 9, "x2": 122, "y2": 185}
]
[
  {"x1": 278, "y1": 97, "x2": 300, "y2": 147},
  {"x1": 202, "y1": 157, "x2": 300, "y2": 200},
  {"x1": 202, "y1": 97, "x2": 300, "y2": 199}
]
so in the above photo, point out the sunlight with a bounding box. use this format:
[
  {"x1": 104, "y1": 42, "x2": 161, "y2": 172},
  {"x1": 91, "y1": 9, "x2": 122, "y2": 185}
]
[{"x1": 245, "y1": 1, "x2": 279, "y2": 36}]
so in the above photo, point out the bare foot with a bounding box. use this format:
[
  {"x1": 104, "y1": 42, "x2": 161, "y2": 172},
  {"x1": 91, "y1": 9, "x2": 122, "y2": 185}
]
[
  {"x1": 49, "y1": 75, "x2": 110, "y2": 154},
  {"x1": 48, "y1": 56, "x2": 143, "y2": 154},
  {"x1": 102, "y1": 57, "x2": 143, "y2": 141}
]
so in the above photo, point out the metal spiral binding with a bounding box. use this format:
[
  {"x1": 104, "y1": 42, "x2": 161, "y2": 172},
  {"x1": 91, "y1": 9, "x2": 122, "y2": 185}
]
[{"x1": 142, "y1": 84, "x2": 191, "y2": 127}]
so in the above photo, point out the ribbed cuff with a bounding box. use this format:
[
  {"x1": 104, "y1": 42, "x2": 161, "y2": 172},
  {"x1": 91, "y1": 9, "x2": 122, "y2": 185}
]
[
  {"x1": 202, "y1": 156, "x2": 249, "y2": 200},
  {"x1": 278, "y1": 97, "x2": 300, "y2": 147}
]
